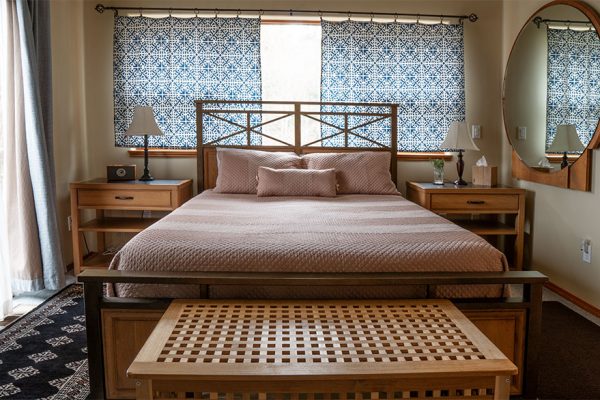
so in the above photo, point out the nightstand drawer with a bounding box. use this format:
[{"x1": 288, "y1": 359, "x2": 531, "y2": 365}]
[
  {"x1": 430, "y1": 194, "x2": 519, "y2": 211},
  {"x1": 78, "y1": 189, "x2": 172, "y2": 208}
]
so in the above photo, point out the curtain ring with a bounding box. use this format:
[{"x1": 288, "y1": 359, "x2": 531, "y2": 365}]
[
  {"x1": 319, "y1": 10, "x2": 323, "y2": 22},
  {"x1": 168, "y1": 8, "x2": 172, "y2": 17},
  {"x1": 237, "y1": 9, "x2": 241, "y2": 18},
  {"x1": 370, "y1": 13, "x2": 374, "y2": 22},
  {"x1": 394, "y1": 13, "x2": 398, "y2": 23},
  {"x1": 259, "y1": 9, "x2": 264, "y2": 20},
  {"x1": 347, "y1": 11, "x2": 351, "y2": 21},
  {"x1": 194, "y1": 8, "x2": 199, "y2": 18},
  {"x1": 138, "y1": 8, "x2": 142, "y2": 17},
  {"x1": 416, "y1": 14, "x2": 420, "y2": 24},
  {"x1": 440, "y1": 15, "x2": 444, "y2": 24},
  {"x1": 289, "y1": 9, "x2": 293, "y2": 17},
  {"x1": 214, "y1": 9, "x2": 219, "y2": 18}
]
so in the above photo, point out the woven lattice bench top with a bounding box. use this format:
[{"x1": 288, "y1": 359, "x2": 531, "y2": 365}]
[{"x1": 128, "y1": 299, "x2": 516, "y2": 381}]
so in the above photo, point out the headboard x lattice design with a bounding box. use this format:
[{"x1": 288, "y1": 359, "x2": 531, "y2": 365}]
[{"x1": 195, "y1": 100, "x2": 399, "y2": 192}]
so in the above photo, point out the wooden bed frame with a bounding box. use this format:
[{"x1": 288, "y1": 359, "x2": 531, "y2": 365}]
[
  {"x1": 79, "y1": 101, "x2": 547, "y2": 399},
  {"x1": 195, "y1": 100, "x2": 398, "y2": 191}
]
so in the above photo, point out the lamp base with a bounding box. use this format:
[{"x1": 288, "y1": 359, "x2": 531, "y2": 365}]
[
  {"x1": 138, "y1": 135, "x2": 154, "y2": 181},
  {"x1": 454, "y1": 149, "x2": 468, "y2": 186},
  {"x1": 138, "y1": 173, "x2": 154, "y2": 181}
]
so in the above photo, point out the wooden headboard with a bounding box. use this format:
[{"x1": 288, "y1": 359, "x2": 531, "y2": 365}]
[{"x1": 195, "y1": 100, "x2": 398, "y2": 192}]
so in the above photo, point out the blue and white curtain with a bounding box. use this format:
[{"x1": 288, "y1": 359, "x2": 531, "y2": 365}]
[
  {"x1": 321, "y1": 21, "x2": 465, "y2": 151},
  {"x1": 113, "y1": 16, "x2": 262, "y2": 148},
  {"x1": 546, "y1": 28, "x2": 600, "y2": 149}
]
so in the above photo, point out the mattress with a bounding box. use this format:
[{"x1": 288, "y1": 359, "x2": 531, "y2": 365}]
[{"x1": 110, "y1": 190, "x2": 508, "y2": 298}]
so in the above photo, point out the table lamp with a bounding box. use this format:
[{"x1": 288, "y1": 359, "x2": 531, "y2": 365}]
[
  {"x1": 547, "y1": 124, "x2": 584, "y2": 169},
  {"x1": 125, "y1": 106, "x2": 164, "y2": 181},
  {"x1": 441, "y1": 121, "x2": 480, "y2": 186}
]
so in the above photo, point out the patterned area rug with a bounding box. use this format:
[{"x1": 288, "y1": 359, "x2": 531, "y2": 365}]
[{"x1": 0, "y1": 284, "x2": 89, "y2": 399}]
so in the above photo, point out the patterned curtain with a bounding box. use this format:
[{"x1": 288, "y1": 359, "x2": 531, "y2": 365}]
[
  {"x1": 321, "y1": 21, "x2": 465, "y2": 151},
  {"x1": 113, "y1": 17, "x2": 262, "y2": 148},
  {"x1": 546, "y1": 28, "x2": 600, "y2": 149}
]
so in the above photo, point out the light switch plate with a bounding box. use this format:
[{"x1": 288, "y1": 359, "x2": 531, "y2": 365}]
[
  {"x1": 582, "y1": 239, "x2": 592, "y2": 263},
  {"x1": 517, "y1": 126, "x2": 527, "y2": 140},
  {"x1": 471, "y1": 125, "x2": 481, "y2": 139}
]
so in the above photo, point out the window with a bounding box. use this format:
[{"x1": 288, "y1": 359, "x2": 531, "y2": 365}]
[
  {"x1": 260, "y1": 23, "x2": 321, "y2": 145},
  {"x1": 546, "y1": 27, "x2": 600, "y2": 150},
  {"x1": 113, "y1": 16, "x2": 262, "y2": 149},
  {"x1": 113, "y1": 16, "x2": 465, "y2": 152}
]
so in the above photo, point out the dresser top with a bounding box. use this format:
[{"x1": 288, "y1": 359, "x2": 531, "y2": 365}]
[
  {"x1": 407, "y1": 181, "x2": 525, "y2": 194},
  {"x1": 70, "y1": 178, "x2": 192, "y2": 189}
]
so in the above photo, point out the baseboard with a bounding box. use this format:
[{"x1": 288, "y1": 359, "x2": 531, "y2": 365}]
[{"x1": 545, "y1": 281, "x2": 600, "y2": 319}]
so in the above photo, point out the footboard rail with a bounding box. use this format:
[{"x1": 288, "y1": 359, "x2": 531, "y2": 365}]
[{"x1": 78, "y1": 270, "x2": 547, "y2": 400}]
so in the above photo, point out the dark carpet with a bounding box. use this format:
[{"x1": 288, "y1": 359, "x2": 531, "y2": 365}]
[
  {"x1": 0, "y1": 287, "x2": 599, "y2": 399},
  {"x1": 0, "y1": 285, "x2": 88, "y2": 399},
  {"x1": 537, "y1": 302, "x2": 600, "y2": 400}
]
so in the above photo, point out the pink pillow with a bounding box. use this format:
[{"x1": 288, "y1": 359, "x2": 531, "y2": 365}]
[
  {"x1": 257, "y1": 167, "x2": 337, "y2": 197},
  {"x1": 215, "y1": 148, "x2": 302, "y2": 194},
  {"x1": 302, "y1": 151, "x2": 398, "y2": 195}
]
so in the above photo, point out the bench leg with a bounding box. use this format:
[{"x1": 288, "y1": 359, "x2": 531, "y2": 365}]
[
  {"x1": 494, "y1": 375, "x2": 511, "y2": 400},
  {"x1": 136, "y1": 379, "x2": 153, "y2": 400}
]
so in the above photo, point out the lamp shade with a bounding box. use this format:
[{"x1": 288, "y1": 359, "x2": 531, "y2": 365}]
[
  {"x1": 125, "y1": 106, "x2": 164, "y2": 136},
  {"x1": 547, "y1": 124, "x2": 585, "y2": 153},
  {"x1": 440, "y1": 121, "x2": 479, "y2": 151}
]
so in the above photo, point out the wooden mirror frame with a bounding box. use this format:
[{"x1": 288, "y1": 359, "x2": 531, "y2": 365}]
[{"x1": 503, "y1": 0, "x2": 600, "y2": 191}]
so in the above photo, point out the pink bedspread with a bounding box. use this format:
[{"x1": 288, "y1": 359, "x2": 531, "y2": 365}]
[{"x1": 111, "y1": 191, "x2": 508, "y2": 298}]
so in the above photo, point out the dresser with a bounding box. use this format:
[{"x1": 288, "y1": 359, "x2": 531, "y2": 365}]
[
  {"x1": 406, "y1": 182, "x2": 526, "y2": 270},
  {"x1": 69, "y1": 179, "x2": 192, "y2": 275}
]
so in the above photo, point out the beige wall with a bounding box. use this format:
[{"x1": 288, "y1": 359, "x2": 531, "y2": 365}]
[
  {"x1": 502, "y1": 0, "x2": 600, "y2": 308},
  {"x1": 51, "y1": 0, "x2": 89, "y2": 265}
]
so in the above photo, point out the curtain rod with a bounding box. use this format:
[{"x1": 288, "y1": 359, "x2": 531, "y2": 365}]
[
  {"x1": 94, "y1": 4, "x2": 478, "y2": 23},
  {"x1": 533, "y1": 16, "x2": 592, "y2": 28}
]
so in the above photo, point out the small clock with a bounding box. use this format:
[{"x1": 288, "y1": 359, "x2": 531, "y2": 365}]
[{"x1": 107, "y1": 165, "x2": 136, "y2": 181}]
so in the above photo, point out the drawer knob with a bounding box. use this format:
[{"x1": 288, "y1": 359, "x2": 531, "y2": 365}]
[
  {"x1": 115, "y1": 195, "x2": 134, "y2": 200},
  {"x1": 466, "y1": 200, "x2": 485, "y2": 205}
]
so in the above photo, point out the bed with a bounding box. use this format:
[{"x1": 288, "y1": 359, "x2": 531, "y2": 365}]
[
  {"x1": 111, "y1": 190, "x2": 508, "y2": 299},
  {"x1": 78, "y1": 100, "x2": 546, "y2": 400}
]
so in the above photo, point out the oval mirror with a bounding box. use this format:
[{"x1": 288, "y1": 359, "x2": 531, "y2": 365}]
[{"x1": 504, "y1": 1, "x2": 600, "y2": 174}]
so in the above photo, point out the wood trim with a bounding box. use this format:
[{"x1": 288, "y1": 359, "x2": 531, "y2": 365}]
[
  {"x1": 545, "y1": 281, "x2": 600, "y2": 319},
  {"x1": 545, "y1": 153, "x2": 580, "y2": 161},
  {"x1": 128, "y1": 149, "x2": 195, "y2": 158},
  {"x1": 128, "y1": 148, "x2": 451, "y2": 161},
  {"x1": 504, "y1": 0, "x2": 600, "y2": 192},
  {"x1": 396, "y1": 152, "x2": 453, "y2": 161}
]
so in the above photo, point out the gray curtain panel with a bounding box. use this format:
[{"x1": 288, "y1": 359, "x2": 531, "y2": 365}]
[{"x1": 4, "y1": 0, "x2": 65, "y2": 291}]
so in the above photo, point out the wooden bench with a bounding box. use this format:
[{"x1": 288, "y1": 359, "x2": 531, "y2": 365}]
[{"x1": 128, "y1": 299, "x2": 517, "y2": 400}]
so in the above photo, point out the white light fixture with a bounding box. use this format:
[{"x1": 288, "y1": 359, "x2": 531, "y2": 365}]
[
  {"x1": 125, "y1": 106, "x2": 164, "y2": 181},
  {"x1": 441, "y1": 121, "x2": 480, "y2": 185},
  {"x1": 547, "y1": 124, "x2": 584, "y2": 169}
]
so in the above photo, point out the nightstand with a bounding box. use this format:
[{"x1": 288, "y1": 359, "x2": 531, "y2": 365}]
[
  {"x1": 69, "y1": 179, "x2": 193, "y2": 275},
  {"x1": 406, "y1": 182, "x2": 526, "y2": 270}
]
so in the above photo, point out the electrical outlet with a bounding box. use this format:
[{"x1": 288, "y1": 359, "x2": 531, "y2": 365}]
[
  {"x1": 517, "y1": 126, "x2": 527, "y2": 140},
  {"x1": 67, "y1": 215, "x2": 72, "y2": 232},
  {"x1": 471, "y1": 125, "x2": 481, "y2": 139},
  {"x1": 581, "y1": 239, "x2": 592, "y2": 263}
]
